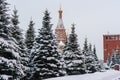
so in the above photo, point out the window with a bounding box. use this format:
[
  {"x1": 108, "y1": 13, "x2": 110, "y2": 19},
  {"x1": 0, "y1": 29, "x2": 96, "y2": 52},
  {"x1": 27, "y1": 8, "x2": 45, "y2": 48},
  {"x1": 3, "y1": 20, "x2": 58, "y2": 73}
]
[{"x1": 106, "y1": 36, "x2": 108, "y2": 40}]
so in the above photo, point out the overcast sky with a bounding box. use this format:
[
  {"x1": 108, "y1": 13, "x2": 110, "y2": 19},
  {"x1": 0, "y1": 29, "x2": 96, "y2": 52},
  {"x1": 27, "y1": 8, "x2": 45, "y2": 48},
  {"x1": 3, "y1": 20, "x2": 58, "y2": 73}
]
[{"x1": 8, "y1": 0, "x2": 120, "y2": 59}]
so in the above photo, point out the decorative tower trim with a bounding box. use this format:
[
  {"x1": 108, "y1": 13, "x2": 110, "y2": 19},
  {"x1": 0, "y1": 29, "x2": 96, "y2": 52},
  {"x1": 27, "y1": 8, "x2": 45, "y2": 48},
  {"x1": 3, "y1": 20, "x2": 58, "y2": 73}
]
[
  {"x1": 57, "y1": 7, "x2": 64, "y2": 28},
  {"x1": 59, "y1": 6, "x2": 62, "y2": 19},
  {"x1": 55, "y1": 6, "x2": 67, "y2": 44}
]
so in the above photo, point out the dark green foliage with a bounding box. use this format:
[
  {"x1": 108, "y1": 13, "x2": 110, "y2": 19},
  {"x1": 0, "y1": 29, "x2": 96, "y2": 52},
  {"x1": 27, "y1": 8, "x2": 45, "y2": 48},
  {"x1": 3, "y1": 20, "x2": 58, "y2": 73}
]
[
  {"x1": 11, "y1": 7, "x2": 28, "y2": 79},
  {"x1": 63, "y1": 24, "x2": 85, "y2": 75},
  {"x1": 11, "y1": 7, "x2": 26, "y2": 57},
  {"x1": 106, "y1": 53, "x2": 111, "y2": 67},
  {"x1": 0, "y1": 0, "x2": 24, "y2": 79},
  {"x1": 24, "y1": 19, "x2": 35, "y2": 80},
  {"x1": 83, "y1": 39, "x2": 97, "y2": 73},
  {"x1": 11, "y1": 7, "x2": 23, "y2": 42},
  {"x1": 110, "y1": 50, "x2": 120, "y2": 68},
  {"x1": 92, "y1": 45, "x2": 101, "y2": 72},
  {"x1": 93, "y1": 45, "x2": 98, "y2": 61},
  {"x1": 11, "y1": 7, "x2": 27, "y2": 63},
  {"x1": 0, "y1": 0, "x2": 10, "y2": 37},
  {"x1": 83, "y1": 38, "x2": 88, "y2": 55},
  {"x1": 25, "y1": 19, "x2": 35, "y2": 49},
  {"x1": 30, "y1": 10, "x2": 65, "y2": 79}
]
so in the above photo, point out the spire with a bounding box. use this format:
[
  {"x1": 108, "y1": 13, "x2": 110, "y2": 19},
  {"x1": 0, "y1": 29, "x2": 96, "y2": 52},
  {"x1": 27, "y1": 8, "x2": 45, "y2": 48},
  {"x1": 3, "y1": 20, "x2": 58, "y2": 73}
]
[
  {"x1": 57, "y1": 6, "x2": 64, "y2": 28},
  {"x1": 59, "y1": 5, "x2": 63, "y2": 19},
  {"x1": 55, "y1": 5, "x2": 67, "y2": 44}
]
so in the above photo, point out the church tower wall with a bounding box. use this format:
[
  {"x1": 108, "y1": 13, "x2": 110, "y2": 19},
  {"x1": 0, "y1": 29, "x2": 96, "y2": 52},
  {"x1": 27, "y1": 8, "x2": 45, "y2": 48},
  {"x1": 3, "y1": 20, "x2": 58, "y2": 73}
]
[{"x1": 55, "y1": 7, "x2": 67, "y2": 44}]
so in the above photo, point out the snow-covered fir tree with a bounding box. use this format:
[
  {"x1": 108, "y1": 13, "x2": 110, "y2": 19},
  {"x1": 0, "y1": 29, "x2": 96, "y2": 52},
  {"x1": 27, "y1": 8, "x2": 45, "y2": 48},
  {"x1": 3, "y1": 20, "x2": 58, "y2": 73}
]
[
  {"x1": 115, "y1": 49, "x2": 120, "y2": 65},
  {"x1": 63, "y1": 24, "x2": 85, "y2": 75},
  {"x1": 11, "y1": 7, "x2": 27, "y2": 57},
  {"x1": 93, "y1": 45, "x2": 101, "y2": 71},
  {"x1": 0, "y1": 0, "x2": 24, "y2": 79},
  {"x1": 30, "y1": 10, "x2": 65, "y2": 79},
  {"x1": 23, "y1": 18, "x2": 35, "y2": 80},
  {"x1": 110, "y1": 49, "x2": 120, "y2": 68},
  {"x1": 111, "y1": 50, "x2": 117, "y2": 67},
  {"x1": 11, "y1": 7, "x2": 28, "y2": 79},
  {"x1": 106, "y1": 53, "x2": 111, "y2": 68},
  {"x1": 24, "y1": 19, "x2": 35, "y2": 79},
  {"x1": 83, "y1": 38, "x2": 89, "y2": 54},
  {"x1": 82, "y1": 38, "x2": 88, "y2": 72},
  {"x1": 93, "y1": 45, "x2": 98, "y2": 62},
  {"x1": 88, "y1": 43, "x2": 92, "y2": 52},
  {"x1": 25, "y1": 18, "x2": 35, "y2": 50},
  {"x1": 83, "y1": 38, "x2": 96, "y2": 73}
]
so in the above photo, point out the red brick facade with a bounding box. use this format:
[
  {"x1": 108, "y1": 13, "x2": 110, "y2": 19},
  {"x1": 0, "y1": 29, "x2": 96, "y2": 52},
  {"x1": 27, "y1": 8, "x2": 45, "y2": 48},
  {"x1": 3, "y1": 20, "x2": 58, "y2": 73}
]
[
  {"x1": 55, "y1": 29, "x2": 67, "y2": 43},
  {"x1": 103, "y1": 34, "x2": 120, "y2": 62}
]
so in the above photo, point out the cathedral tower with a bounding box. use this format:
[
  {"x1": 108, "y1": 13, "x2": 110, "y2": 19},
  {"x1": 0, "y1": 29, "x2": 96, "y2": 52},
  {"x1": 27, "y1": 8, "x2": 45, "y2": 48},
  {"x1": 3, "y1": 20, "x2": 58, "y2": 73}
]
[{"x1": 55, "y1": 7, "x2": 67, "y2": 44}]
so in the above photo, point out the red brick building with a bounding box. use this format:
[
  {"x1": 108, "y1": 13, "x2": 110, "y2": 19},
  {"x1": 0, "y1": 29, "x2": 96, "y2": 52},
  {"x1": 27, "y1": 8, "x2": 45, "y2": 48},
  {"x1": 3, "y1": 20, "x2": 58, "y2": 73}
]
[
  {"x1": 55, "y1": 7, "x2": 67, "y2": 44},
  {"x1": 103, "y1": 34, "x2": 120, "y2": 62}
]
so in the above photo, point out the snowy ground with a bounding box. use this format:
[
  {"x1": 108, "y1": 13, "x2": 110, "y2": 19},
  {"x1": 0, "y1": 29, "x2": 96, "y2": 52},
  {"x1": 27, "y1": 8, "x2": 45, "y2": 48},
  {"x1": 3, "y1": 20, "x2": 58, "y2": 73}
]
[{"x1": 46, "y1": 70, "x2": 120, "y2": 80}]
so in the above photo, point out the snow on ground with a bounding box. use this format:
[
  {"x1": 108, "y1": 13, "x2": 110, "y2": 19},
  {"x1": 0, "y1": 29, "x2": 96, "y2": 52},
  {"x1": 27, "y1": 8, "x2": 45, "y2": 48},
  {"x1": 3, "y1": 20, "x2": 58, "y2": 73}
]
[
  {"x1": 0, "y1": 75, "x2": 12, "y2": 80},
  {"x1": 46, "y1": 70, "x2": 120, "y2": 80}
]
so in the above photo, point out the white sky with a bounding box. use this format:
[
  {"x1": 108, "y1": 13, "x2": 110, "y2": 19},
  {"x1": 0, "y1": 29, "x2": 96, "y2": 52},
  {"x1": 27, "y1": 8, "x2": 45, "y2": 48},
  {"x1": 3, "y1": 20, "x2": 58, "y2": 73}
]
[{"x1": 8, "y1": 0, "x2": 120, "y2": 60}]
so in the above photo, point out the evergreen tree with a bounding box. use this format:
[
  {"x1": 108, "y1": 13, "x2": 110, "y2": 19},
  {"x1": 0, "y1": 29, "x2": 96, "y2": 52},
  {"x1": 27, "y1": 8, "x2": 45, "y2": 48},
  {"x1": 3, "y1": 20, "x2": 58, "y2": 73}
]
[
  {"x1": 106, "y1": 53, "x2": 111, "y2": 67},
  {"x1": 30, "y1": 10, "x2": 65, "y2": 79},
  {"x1": 83, "y1": 38, "x2": 88, "y2": 55},
  {"x1": 63, "y1": 24, "x2": 85, "y2": 75},
  {"x1": 25, "y1": 18, "x2": 35, "y2": 50},
  {"x1": 93, "y1": 45, "x2": 98, "y2": 61},
  {"x1": 11, "y1": 7, "x2": 26, "y2": 55},
  {"x1": 24, "y1": 19, "x2": 35, "y2": 80},
  {"x1": 11, "y1": 7, "x2": 28, "y2": 79},
  {"x1": 111, "y1": 51, "x2": 116, "y2": 67},
  {"x1": 83, "y1": 38, "x2": 96, "y2": 73},
  {"x1": 82, "y1": 38, "x2": 88, "y2": 72},
  {"x1": 115, "y1": 49, "x2": 120, "y2": 64},
  {"x1": 88, "y1": 43, "x2": 92, "y2": 52},
  {"x1": 93, "y1": 45, "x2": 101, "y2": 71},
  {"x1": 111, "y1": 49, "x2": 120, "y2": 68},
  {"x1": 0, "y1": 0, "x2": 24, "y2": 79}
]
